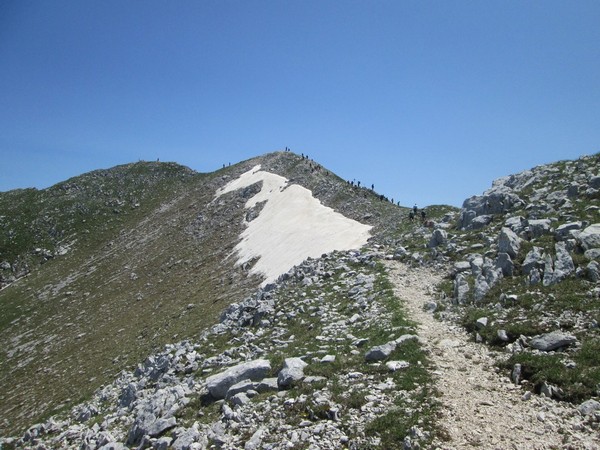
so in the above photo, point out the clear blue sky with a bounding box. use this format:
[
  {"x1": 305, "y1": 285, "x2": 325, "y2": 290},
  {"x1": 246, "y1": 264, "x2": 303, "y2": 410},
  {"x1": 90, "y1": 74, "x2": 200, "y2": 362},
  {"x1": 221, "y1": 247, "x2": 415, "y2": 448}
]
[{"x1": 1, "y1": 1, "x2": 598, "y2": 207}]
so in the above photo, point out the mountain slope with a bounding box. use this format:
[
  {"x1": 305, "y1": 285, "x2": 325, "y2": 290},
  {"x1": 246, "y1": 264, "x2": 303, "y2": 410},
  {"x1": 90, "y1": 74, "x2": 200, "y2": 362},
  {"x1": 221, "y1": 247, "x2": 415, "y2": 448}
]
[
  {"x1": 0, "y1": 151, "x2": 407, "y2": 436},
  {"x1": 3, "y1": 151, "x2": 600, "y2": 449}
]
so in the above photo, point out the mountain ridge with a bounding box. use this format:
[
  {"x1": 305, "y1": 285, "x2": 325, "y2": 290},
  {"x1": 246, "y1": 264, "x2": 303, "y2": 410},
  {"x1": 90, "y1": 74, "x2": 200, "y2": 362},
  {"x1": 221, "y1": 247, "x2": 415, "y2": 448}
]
[
  {"x1": 2, "y1": 150, "x2": 600, "y2": 448},
  {"x1": 0, "y1": 151, "x2": 408, "y2": 436}
]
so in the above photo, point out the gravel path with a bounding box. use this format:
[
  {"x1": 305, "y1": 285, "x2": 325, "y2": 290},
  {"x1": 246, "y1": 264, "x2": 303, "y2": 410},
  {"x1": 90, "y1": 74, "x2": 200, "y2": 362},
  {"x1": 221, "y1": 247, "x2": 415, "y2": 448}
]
[{"x1": 385, "y1": 260, "x2": 599, "y2": 450}]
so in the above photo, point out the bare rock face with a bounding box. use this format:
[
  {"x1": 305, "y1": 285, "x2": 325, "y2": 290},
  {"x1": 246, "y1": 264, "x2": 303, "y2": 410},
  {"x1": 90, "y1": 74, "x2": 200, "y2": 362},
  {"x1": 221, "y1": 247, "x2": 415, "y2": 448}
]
[{"x1": 206, "y1": 359, "x2": 271, "y2": 399}]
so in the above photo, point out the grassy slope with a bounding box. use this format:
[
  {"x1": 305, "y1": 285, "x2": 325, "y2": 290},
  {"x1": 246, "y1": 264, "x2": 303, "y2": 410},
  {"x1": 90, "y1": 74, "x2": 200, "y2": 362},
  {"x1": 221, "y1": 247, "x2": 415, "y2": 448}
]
[
  {"x1": 0, "y1": 161, "x2": 262, "y2": 434},
  {"x1": 0, "y1": 152, "x2": 427, "y2": 436}
]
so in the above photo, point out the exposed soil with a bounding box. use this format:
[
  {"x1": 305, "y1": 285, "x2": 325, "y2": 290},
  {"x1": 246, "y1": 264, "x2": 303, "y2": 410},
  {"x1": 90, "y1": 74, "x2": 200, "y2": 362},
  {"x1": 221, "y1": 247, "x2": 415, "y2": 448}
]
[{"x1": 385, "y1": 260, "x2": 599, "y2": 450}]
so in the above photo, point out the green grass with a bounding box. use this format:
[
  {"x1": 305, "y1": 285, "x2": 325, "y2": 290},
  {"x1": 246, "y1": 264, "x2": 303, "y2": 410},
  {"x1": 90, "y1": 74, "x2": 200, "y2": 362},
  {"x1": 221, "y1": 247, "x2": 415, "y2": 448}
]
[
  {"x1": 0, "y1": 162, "x2": 265, "y2": 435},
  {"x1": 501, "y1": 337, "x2": 600, "y2": 401}
]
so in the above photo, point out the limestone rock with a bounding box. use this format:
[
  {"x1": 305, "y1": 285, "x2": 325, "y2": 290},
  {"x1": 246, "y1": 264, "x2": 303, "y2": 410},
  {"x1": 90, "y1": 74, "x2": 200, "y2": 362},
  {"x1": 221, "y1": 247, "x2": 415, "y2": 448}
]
[
  {"x1": 578, "y1": 399, "x2": 600, "y2": 416},
  {"x1": 552, "y1": 241, "x2": 574, "y2": 283},
  {"x1": 543, "y1": 253, "x2": 555, "y2": 287},
  {"x1": 428, "y1": 229, "x2": 448, "y2": 248},
  {"x1": 172, "y1": 425, "x2": 200, "y2": 450},
  {"x1": 453, "y1": 273, "x2": 470, "y2": 305},
  {"x1": 245, "y1": 428, "x2": 266, "y2": 450},
  {"x1": 529, "y1": 331, "x2": 577, "y2": 351},
  {"x1": 579, "y1": 224, "x2": 600, "y2": 250},
  {"x1": 473, "y1": 275, "x2": 490, "y2": 302},
  {"x1": 127, "y1": 412, "x2": 177, "y2": 446},
  {"x1": 320, "y1": 355, "x2": 336, "y2": 363},
  {"x1": 522, "y1": 247, "x2": 544, "y2": 275},
  {"x1": 498, "y1": 227, "x2": 521, "y2": 259},
  {"x1": 555, "y1": 222, "x2": 583, "y2": 241},
  {"x1": 476, "y1": 317, "x2": 488, "y2": 329},
  {"x1": 386, "y1": 360, "x2": 410, "y2": 372},
  {"x1": 471, "y1": 215, "x2": 493, "y2": 230},
  {"x1": 495, "y1": 252, "x2": 514, "y2": 276},
  {"x1": 255, "y1": 378, "x2": 278, "y2": 393},
  {"x1": 206, "y1": 359, "x2": 271, "y2": 399},
  {"x1": 584, "y1": 248, "x2": 600, "y2": 260},
  {"x1": 453, "y1": 261, "x2": 471, "y2": 274},
  {"x1": 527, "y1": 218, "x2": 552, "y2": 238},
  {"x1": 394, "y1": 334, "x2": 419, "y2": 345},
  {"x1": 365, "y1": 342, "x2": 396, "y2": 362},
  {"x1": 505, "y1": 216, "x2": 527, "y2": 234},
  {"x1": 231, "y1": 392, "x2": 250, "y2": 406},
  {"x1": 225, "y1": 379, "x2": 257, "y2": 400},
  {"x1": 277, "y1": 357, "x2": 308, "y2": 388},
  {"x1": 497, "y1": 329, "x2": 509, "y2": 342},
  {"x1": 587, "y1": 261, "x2": 600, "y2": 282}
]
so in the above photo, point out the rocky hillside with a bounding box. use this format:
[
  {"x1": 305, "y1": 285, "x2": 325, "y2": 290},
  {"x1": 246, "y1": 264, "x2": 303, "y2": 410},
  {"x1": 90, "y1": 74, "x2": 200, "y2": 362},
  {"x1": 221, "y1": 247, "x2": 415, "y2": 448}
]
[
  {"x1": 394, "y1": 154, "x2": 600, "y2": 405},
  {"x1": 2, "y1": 249, "x2": 440, "y2": 449},
  {"x1": 0, "y1": 151, "x2": 408, "y2": 437}
]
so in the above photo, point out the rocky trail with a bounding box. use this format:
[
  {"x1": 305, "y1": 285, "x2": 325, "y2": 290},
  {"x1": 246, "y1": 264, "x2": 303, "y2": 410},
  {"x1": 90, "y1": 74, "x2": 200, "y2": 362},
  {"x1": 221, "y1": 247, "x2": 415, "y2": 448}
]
[{"x1": 385, "y1": 260, "x2": 599, "y2": 450}]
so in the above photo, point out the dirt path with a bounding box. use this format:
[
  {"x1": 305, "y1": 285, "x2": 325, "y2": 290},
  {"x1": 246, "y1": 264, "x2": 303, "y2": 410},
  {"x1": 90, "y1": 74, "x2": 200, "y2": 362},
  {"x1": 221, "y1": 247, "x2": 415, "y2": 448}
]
[{"x1": 385, "y1": 260, "x2": 598, "y2": 450}]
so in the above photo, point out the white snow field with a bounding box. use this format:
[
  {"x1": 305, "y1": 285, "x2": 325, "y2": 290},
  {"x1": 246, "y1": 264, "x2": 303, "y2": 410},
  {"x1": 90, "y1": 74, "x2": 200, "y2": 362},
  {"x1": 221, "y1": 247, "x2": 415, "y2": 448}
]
[{"x1": 215, "y1": 165, "x2": 372, "y2": 286}]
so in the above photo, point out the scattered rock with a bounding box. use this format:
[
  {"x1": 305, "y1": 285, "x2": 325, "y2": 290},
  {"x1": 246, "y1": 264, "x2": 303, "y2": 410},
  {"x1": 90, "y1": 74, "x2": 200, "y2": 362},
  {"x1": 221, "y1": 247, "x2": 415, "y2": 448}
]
[
  {"x1": 386, "y1": 360, "x2": 410, "y2": 372},
  {"x1": 277, "y1": 357, "x2": 308, "y2": 388},
  {"x1": 206, "y1": 359, "x2": 271, "y2": 399},
  {"x1": 365, "y1": 341, "x2": 396, "y2": 362},
  {"x1": 578, "y1": 400, "x2": 600, "y2": 416},
  {"x1": 498, "y1": 227, "x2": 522, "y2": 259},
  {"x1": 529, "y1": 331, "x2": 577, "y2": 351},
  {"x1": 578, "y1": 224, "x2": 600, "y2": 250}
]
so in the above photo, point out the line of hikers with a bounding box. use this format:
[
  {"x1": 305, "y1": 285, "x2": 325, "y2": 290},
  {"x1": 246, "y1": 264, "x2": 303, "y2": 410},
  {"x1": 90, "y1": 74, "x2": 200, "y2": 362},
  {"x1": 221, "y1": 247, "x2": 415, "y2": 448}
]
[{"x1": 286, "y1": 147, "x2": 407, "y2": 208}]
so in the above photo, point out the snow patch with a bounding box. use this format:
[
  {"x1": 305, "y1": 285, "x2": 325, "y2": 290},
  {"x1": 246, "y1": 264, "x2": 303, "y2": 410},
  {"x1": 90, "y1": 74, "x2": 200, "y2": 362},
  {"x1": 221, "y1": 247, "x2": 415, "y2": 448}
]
[{"x1": 215, "y1": 165, "x2": 372, "y2": 285}]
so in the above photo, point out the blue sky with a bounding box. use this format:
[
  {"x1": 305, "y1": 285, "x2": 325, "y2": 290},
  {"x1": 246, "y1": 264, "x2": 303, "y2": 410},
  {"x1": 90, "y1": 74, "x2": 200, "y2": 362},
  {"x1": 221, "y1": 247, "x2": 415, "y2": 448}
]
[{"x1": 1, "y1": 1, "x2": 598, "y2": 207}]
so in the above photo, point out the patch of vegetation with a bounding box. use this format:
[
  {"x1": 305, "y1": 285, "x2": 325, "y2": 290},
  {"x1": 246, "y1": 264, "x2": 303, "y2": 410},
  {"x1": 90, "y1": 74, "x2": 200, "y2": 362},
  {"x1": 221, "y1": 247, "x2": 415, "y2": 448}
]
[
  {"x1": 501, "y1": 337, "x2": 600, "y2": 402},
  {"x1": 364, "y1": 386, "x2": 440, "y2": 450}
]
